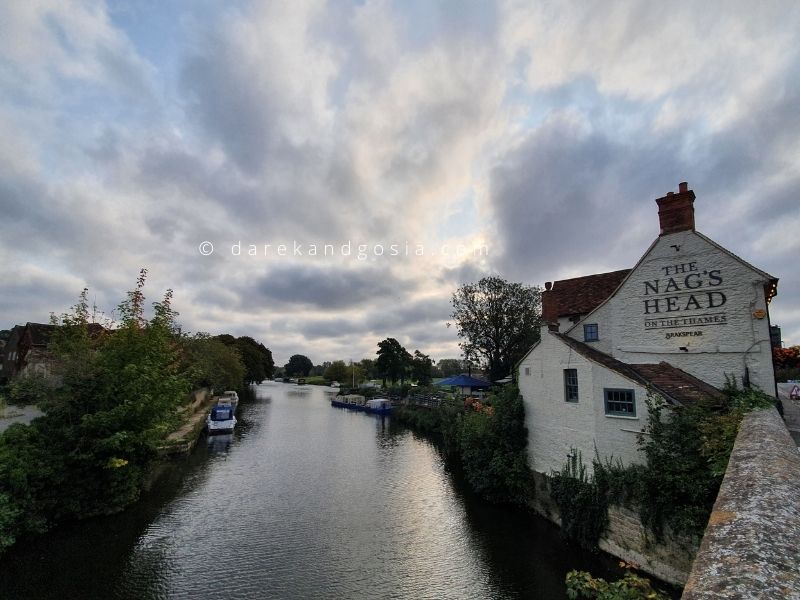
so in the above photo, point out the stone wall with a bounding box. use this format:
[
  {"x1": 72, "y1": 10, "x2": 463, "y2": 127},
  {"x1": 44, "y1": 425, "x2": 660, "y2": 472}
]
[
  {"x1": 682, "y1": 407, "x2": 800, "y2": 599},
  {"x1": 529, "y1": 471, "x2": 697, "y2": 587},
  {"x1": 601, "y1": 505, "x2": 697, "y2": 587}
]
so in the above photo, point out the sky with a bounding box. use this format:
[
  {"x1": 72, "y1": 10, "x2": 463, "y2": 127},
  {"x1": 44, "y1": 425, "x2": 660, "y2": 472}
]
[{"x1": 1, "y1": 0, "x2": 798, "y2": 366}]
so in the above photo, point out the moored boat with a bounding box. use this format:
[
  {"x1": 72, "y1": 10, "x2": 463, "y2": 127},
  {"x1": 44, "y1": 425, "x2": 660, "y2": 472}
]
[
  {"x1": 331, "y1": 394, "x2": 367, "y2": 411},
  {"x1": 220, "y1": 390, "x2": 239, "y2": 408},
  {"x1": 331, "y1": 394, "x2": 392, "y2": 415},
  {"x1": 206, "y1": 400, "x2": 237, "y2": 434},
  {"x1": 365, "y1": 398, "x2": 392, "y2": 415}
]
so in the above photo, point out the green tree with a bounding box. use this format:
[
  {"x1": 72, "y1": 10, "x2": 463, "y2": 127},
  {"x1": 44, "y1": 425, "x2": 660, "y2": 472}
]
[
  {"x1": 411, "y1": 350, "x2": 433, "y2": 386},
  {"x1": 375, "y1": 338, "x2": 412, "y2": 386},
  {"x1": 7, "y1": 373, "x2": 52, "y2": 407},
  {"x1": 437, "y1": 358, "x2": 466, "y2": 377},
  {"x1": 285, "y1": 354, "x2": 313, "y2": 377},
  {"x1": 183, "y1": 334, "x2": 245, "y2": 391},
  {"x1": 323, "y1": 360, "x2": 349, "y2": 383},
  {"x1": 0, "y1": 270, "x2": 193, "y2": 553},
  {"x1": 450, "y1": 276, "x2": 542, "y2": 382},
  {"x1": 358, "y1": 358, "x2": 376, "y2": 380},
  {"x1": 458, "y1": 384, "x2": 532, "y2": 504},
  {"x1": 234, "y1": 336, "x2": 274, "y2": 383}
]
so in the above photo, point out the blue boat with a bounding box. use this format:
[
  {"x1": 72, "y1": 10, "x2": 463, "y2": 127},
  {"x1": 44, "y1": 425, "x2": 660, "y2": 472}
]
[{"x1": 331, "y1": 394, "x2": 367, "y2": 411}]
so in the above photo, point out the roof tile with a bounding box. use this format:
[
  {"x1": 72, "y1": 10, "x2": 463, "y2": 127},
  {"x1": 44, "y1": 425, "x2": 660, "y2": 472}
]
[{"x1": 542, "y1": 269, "x2": 630, "y2": 321}]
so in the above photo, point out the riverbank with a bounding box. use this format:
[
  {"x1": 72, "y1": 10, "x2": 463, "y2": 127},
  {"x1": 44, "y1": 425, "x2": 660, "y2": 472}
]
[{"x1": 156, "y1": 388, "x2": 216, "y2": 457}]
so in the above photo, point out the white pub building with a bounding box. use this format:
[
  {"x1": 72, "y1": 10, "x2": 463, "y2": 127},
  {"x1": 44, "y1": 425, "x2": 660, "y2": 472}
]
[{"x1": 518, "y1": 182, "x2": 778, "y2": 474}]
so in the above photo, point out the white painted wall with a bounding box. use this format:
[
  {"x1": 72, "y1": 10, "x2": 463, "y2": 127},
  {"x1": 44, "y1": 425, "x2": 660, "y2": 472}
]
[
  {"x1": 521, "y1": 226, "x2": 777, "y2": 478},
  {"x1": 567, "y1": 230, "x2": 775, "y2": 393},
  {"x1": 518, "y1": 329, "x2": 647, "y2": 475}
]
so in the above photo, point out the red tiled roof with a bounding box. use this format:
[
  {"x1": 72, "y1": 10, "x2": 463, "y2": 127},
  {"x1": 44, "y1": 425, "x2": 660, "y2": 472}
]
[
  {"x1": 552, "y1": 332, "x2": 724, "y2": 406},
  {"x1": 542, "y1": 269, "x2": 630, "y2": 322},
  {"x1": 629, "y1": 363, "x2": 725, "y2": 406}
]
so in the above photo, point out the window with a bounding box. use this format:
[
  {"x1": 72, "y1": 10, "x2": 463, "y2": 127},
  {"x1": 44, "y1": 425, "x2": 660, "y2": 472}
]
[
  {"x1": 604, "y1": 388, "x2": 636, "y2": 417},
  {"x1": 524, "y1": 366, "x2": 531, "y2": 376},
  {"x1": 584, "y1": 323, "x2": 599, "y2": 342},
  {"x1": 564, "y1": 369, "x2": 579, "y2": 402}
]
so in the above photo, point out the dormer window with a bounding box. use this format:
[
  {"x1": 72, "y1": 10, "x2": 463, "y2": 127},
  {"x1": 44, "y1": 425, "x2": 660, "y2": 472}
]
[{"x1": 584, "y1": 323, "x2": 599, "y2": 342}]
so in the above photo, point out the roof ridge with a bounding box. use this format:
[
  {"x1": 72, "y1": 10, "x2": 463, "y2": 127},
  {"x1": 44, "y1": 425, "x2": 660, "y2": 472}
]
[{"x1": 550, "y1": 268, "x2": 631, "y2": 285}]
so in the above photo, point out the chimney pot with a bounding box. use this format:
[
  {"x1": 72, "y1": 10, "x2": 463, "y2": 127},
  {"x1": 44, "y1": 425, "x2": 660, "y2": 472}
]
[
  {"x1": 679, "y1": 181, "x2": 688, "y2": 193},
  {"x1": 666, "y1": 191, "x2": 674, "y2": 196},
  {"x1": 545, "y1": 282, "x2": 552, "y2": 291}
]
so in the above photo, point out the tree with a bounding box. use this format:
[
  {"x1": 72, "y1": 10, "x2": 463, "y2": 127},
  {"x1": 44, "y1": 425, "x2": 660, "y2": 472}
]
[
  {"x1": 310, "y1": 362, "x2": 329, "y2": 377},
  {"x1": 183, "y1": 334, "x2": 245, "y2": 391},
  {"x1": 375, "y1": 338, "x2": 412, "y2": 385},
  {"x1": 774, "y1": 345, "x2": 800, "y2": 382},
  {"x1": 323, "y1": 360, "x2": 349, "y2": 383},
  {"x1": 437, "y1": 358, "x2": 466, "y2": 377},
  {"x1": 411, "y1": 350, "x2": 433, "y2": 386},
  {"x1": 458, "y1": 384, "x2": 533, "y2": 504},
  {"x1": 450, "y1": 276, "x2": 542, "y2": 382},
  {"x1": 215, "y1": 334, "x2": 236, "y2": 346},
  {"x1": 233, "y1": 336, "x2": 274, "y2": 383},
  {"x1": 0, "y1": 270, "x2": 193, "y2": 553},
  {"x1": 358, "y1": 358, "x2": 376, "y2": 380},
  {"x1": 284, "y1": 354, "x2": 313, "y2": 377}
]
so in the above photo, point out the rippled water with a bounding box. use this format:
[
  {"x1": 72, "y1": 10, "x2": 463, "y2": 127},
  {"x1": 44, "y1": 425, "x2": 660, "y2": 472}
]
[{"x1": 1, "y1": 383, "x2": 620, "y2": 599}]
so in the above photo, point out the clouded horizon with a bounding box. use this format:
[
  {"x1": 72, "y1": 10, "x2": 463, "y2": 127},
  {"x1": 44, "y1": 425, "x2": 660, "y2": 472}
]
[{"x1": 2, "y1": 0, "x2": 798, "y2": 366}]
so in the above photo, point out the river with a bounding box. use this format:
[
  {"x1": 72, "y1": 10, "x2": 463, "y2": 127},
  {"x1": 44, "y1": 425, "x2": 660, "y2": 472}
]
[{"x1": 0, "y1": 383, "x2": 621, "y2": 599}]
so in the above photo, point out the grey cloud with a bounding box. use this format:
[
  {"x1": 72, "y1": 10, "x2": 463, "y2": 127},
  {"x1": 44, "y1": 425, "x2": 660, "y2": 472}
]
[
  {"x1": 488, "y1": 114, "x2": 685, "y2": 283},
  {"x1": 294, "y1": 318, "x2": 358, "y2": 341},
  {"x1": 436, "y1": 262, "x2": 489, "y2": 286},
  {"x1": 362, "y1": 298, "x2": 451, "y2": 333},
  {"x1": 243, "y1": 264, "x2": 417, "y2": 311}
]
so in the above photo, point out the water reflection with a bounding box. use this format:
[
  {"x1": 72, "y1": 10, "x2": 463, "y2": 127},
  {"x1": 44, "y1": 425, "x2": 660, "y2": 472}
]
[
  {"x1": 0, "y1": 383, "x2": 624, "y2": 600},
  {"x1": 206, "y1": 433, "x2": 234, "y2": 453}
]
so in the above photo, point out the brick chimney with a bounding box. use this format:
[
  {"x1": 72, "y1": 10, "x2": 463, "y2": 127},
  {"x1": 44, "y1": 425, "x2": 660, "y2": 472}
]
[
  {"x1": 655, "y1": 182, "x2": 695, "y2": 236},
  {"x1": 542, "y1": 281, "x2": 559, "y2": 329}
]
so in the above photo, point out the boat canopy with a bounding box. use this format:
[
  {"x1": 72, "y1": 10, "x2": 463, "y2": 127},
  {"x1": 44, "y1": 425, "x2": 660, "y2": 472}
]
[
  {"x1": 436, "y1": 374, "x2": 492, "y2": 388},
  {"x1": 343, "y1": 394, "x2": 366, "y2": 404},
  {"x1": 366, "y1": 398, "x2": 390, "y2": 408},
  {"x1": 210, "y1": 406, "x2": 233, "y2": 421}
]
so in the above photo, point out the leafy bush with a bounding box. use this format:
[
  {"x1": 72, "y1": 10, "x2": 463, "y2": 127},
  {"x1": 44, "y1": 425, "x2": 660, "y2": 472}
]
[
  {"x1": 566, "y1": 567, "x2": 669, "y2": 600},
  {"x1": 550, "y1": 451, "x2": 608, "y2": 550},
  {"x1": 458, "y1": 385, "x2": 533, "y2": 504},
  {"x1": 551, "y1": 383, "x2": 778, "y2": 547},
  {"x1": 7, "y1": 373, "x2": 52, "y2": 407}
]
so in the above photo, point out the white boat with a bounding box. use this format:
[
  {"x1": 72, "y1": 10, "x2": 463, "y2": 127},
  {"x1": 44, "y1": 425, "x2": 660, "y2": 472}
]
[
  {"x1": 220, "y1": 390, "x2": 239, "y2": 406},
  {"x1": 207, "y1": 400, "x2": 237, "y2": 434}
]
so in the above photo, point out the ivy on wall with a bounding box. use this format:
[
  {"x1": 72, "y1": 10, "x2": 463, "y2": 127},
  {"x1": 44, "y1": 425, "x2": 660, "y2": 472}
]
[{"x1": 550, "y1": 383, "x2": 778, "y2": 549}]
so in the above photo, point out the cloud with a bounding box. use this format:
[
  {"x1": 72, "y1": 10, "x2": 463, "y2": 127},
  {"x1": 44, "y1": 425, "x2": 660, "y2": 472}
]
[
  {"x1": 243, "y1": 263, "x2": 416, "y2": 311},
  {"x1": 1, "y1": 0, "x2": 799, "y2": 365}
]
